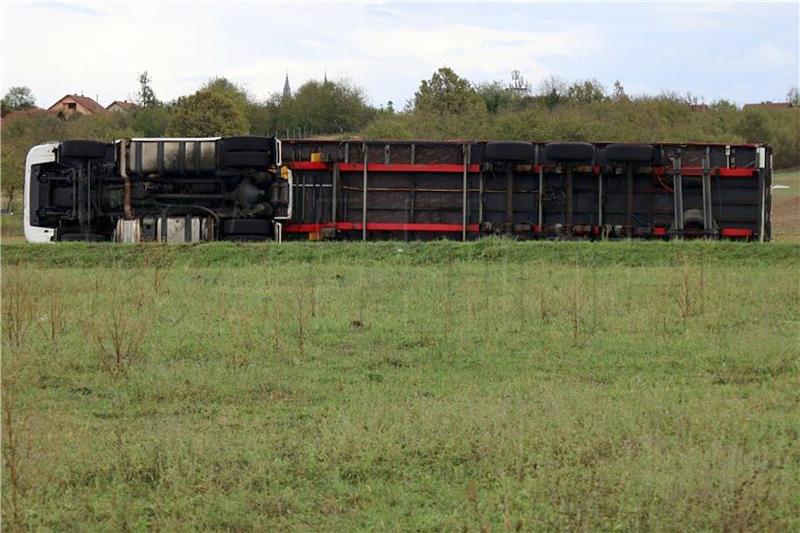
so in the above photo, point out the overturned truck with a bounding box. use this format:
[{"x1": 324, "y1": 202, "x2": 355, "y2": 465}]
[{"x1": 24, "y1": 137, "x2": 772, "y2": 243}]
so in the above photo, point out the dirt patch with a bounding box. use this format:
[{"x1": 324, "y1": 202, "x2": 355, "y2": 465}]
[{"x1": 772, "y1": 196, "x2": 800, "y2": 239}]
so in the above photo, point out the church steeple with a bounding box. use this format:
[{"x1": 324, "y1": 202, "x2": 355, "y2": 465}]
[{"x1": 282, "y1": 71, "x2": 291, "y2": 99}]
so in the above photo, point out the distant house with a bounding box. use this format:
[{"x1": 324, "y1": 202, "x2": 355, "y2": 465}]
[
  {"x1": 106, "y1": 100, "x2": 139, "y2": 113},
  {"x1": 742, "y1": 101, "x2": 795, "y2": 111},
  {"x1": 47, "y1": 94, "x2": 105, "y2": 116}
]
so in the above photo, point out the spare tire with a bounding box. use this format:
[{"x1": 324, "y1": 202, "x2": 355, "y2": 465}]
[
  {"x1": 545, "y1": 142, "x2": 594, "y2": 162},
  {"x1": 484, "y1": 141, "x2": 535, "y2": 161},
  {"x1": 59, "y1": 140, "x2": 107, "y2": 159},
  {"x1": 605, "y1": 144, "x2": 655, "y2": 163},
  {"x1": 678, "y1": 208, "x2": 717, "y2": 238}
]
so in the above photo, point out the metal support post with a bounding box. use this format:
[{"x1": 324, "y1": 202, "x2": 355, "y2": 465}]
[
  {"x1": 597, "y1": 170, "x2": 604, "y2": 227},
  {"x1": 505, "y1": 163, "x2": 514, "y2": 235},
  {"x1": 624, "y1": 164, "x2": 634, "y2": 238},
  {"x1": 565, "y1": 165, "x2": 573, "y2": 237},
  {"x1": 461, "y1": 144, "x2": 469, "y2": 242},
  {"x1": 478, "y1": 173, "x2": 484, "y2": 226},
  {"x1": 672, "y1": 154, "x2": 684, "y2": 236},
  {"x1": 538, "y1": 165, "x2": 544, "y2": 230},
  {"x1": 362, "y1": 144, "x2": 368, "y2": 241},
  {"x1": 701, "y1": 148, "x2": 713, "y2": 236},
  {"x1": 332, "y1": 163, "x2": 339, "y2": 224},
  {"x1": 758, "y1": 168, "x2": 766, "y2": 242}
]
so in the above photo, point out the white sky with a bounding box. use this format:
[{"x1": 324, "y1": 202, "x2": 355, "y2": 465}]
[{"x1": 2, "y1": 1, "x2": 798, "y2": 109}]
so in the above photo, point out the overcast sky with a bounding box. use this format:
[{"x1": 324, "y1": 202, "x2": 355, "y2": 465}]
[{"x1": 2, "y1": 1, "x2": 798, "y2": 109}]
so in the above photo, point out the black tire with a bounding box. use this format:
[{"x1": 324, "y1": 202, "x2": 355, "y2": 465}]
[
  {"x1": 59, "y1": 232, "x2": 105, "y2": 242},
  {"x1": 220, "y1": 151, "x2": 272, "y2": 168},
  {"x1": 222, "y1": 218, "x2": 271, "y2": 236},
  {"x1": 545, "y1": 142, "x2": 594, "y2": 162},
  {"x1": 484, "y1": 141, "x2": 535, "y2": 162},
  {"x1": 683, "y1": 209, "x2": 708, "y2": 229},
  {"x1": 680, "y1": 208, "x2": 716, "y2": 237},
  {"x1": 223, "y1": 234, "x2": 271, "y2": 242},
  {"x1": 605, "y1": 144, "x2": 655, "y2": 163},
  {"x1": 218, "y1": 136, "x2": 274, "y2": 153},
  {"x1": 59, "y1": 140, "x2": 107, "y2": 159}
]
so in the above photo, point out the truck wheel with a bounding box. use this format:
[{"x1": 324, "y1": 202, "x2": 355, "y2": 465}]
[
  {"x1": 484, "y1": 141, "x2": 535, "y2": 161},
  {"x1": 221, "y1": 151, "x2": 271, "y2": 168},
  {"x1": 545, "y1": 142, "x2": 594, "y2": 162},
  {"x1": 218, "y1": 136, "x2": 275, "y2": 168},
  {"x1": 221, "y1": 218, "x2": 271, "y2": 241},
  {"x1": 605, "y1": 144, "x2": 655, "y2": 163},
  {"x1": 222, "y1": 234, "x2": 270, "y2": 242},
  {"x1": 59, "y1": 141, "x2": 107, "y2": 159},
  {"x1": 218, "y1": 136, "x2": 274, "y2": 152}
]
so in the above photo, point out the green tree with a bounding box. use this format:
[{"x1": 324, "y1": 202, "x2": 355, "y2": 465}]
[
  {"x1": 137, "y1": 71, "x2": 161, "y2": 108},
  {"x1": 413, "y1": 67, "x2": 485, "y2": 116},
  {"x1": 282, "y1": 79, "x2": 374, "y2": 135},
  {"x1": 536, "y1": 76, "x2": 567, "y2": 111},
  {"x1": 612, "y1": 80, "x2": 628, "y2": 101},
  {"x1": 198, "y1": 76, "x2": 282, "y2": 136},
  {"x1": 787, "y1": 86, "x2": 800, "y2": 106},
  {"x1": 566, "y1": 79, "x2": 606, "y2": 104},
  {"x1": 736, "y1": 109, "x2": 771, "y2": 143},
  {"x1": 1, "y1": 86, "x2": 36, "y2": 116},
  {"x1": 130, "y1": 106, "x2": 171, "y2": 137},
  {"x1": 362, "y1": 112, "x2": 415, "y2": 139},
  {"x1": 408, "y1": 67, "x2": 488, "y2": 138},
  {"x1": 201, "y1": 77, "x2": 249, "y2": 112},
  {"x1": 166, "y1": 89, "x2": 249, "y2": 136},
  {"x1": 476, "y1": 81, "x2": 518, "y2": 114}
]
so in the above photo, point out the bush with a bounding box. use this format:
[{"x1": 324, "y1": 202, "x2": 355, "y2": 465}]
[{"x1": 166, "y1": 89, "x2": 249, "y2": 137}]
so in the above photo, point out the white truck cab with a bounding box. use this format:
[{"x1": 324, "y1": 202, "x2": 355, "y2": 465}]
[{"x1": 23, "y1": 141, "x2": 59, "y2": 242}]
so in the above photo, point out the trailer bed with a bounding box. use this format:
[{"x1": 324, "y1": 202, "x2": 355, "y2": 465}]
[{"x1": 280, "y1": 140, "x2": 771, "y2": 241}]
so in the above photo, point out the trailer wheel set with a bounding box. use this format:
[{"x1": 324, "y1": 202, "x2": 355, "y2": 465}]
[{"x1": 23, "y1": 136, "x2": 771, "y2": 243}]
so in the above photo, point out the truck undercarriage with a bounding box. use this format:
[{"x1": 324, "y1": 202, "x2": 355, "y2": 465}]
[
  {"x1": 24, "y1": 136, "x2": 771, "y2": 242},
  {"x1": 27, "y1": 137, "x2": 289, "y2": 242}
]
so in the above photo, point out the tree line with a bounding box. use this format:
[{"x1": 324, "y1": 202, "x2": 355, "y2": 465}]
[{"x1": 2, "y1": 68, "x2": 798, "y2": 210}]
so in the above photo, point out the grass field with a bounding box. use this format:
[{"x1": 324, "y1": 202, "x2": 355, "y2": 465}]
[
  {"x1": 1, "y1": 240, "x2": 798, "y2": 531},
  {"x1": 1, "y1": 169, "x2": 799, "y2": 530}
]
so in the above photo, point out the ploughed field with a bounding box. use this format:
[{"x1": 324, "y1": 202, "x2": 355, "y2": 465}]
[
  {"x1": 2, "y1": 240, "x2": 798, "y2": 531},
  {"x1": 771, "y1": 167, "x2": 800, "y2": 242}
]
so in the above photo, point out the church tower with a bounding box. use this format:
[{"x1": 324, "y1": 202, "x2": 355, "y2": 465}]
[{"x1": 282, "y1": 72, "x2": 291, "y2": 99}]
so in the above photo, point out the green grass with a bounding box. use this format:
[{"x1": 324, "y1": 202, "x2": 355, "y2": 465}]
[
  {"x1": 2, "y1": 242, "x2": 798, "y2": 531},
  {"x1": 2, "y1": 239, "x2": 798, "y2": 269},
  {"x1": 0, "y1": 212, "x2": 24, "y2": 243}
]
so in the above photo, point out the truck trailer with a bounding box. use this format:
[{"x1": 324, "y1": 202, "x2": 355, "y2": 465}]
[{"x1": 24, "y1": 137, "x2": 771, "y2": 243}]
